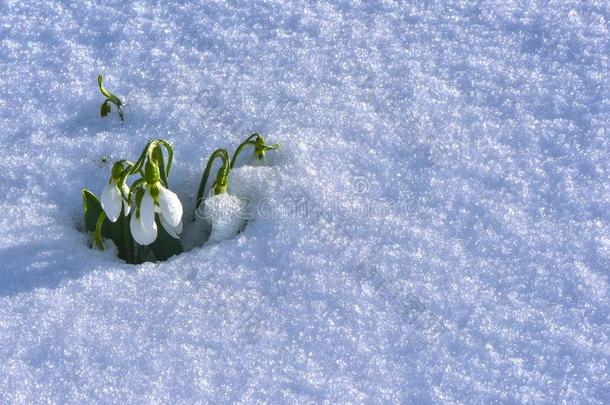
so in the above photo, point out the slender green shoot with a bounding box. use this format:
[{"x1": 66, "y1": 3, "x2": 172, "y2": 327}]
[
  {"x1": 98, "y1": 74, "x2": 124, "y2": 121},
  {"x1": 194, "y1": 148, "x2": 230, "y2": 218}
]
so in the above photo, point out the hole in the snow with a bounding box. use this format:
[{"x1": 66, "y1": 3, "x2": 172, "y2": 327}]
[
  {"x1": 80, "y1": 134, "x2": 281, "y2": 264},
  {"x1": 80, "y1": 188, "x2": 250, "y2": 265}
]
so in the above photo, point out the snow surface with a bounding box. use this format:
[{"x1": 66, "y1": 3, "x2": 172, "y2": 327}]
[{"x1": 1, "y1": 0, "x2": 609, "y2": 402}]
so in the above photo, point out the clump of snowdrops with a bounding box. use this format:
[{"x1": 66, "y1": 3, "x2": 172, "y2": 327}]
[
  {"x1": 82, "y1": 140, "x2": 183, "y2": 264},
  {"x1": 83, "y1": 134, "x2": 279, "y2": 263}
]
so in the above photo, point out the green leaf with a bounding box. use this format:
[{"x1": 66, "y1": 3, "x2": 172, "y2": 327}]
[
  {"x1": 82, "y1": 189, "x2": 103, "y2": 233},
  {"x1": 151, "y1": 144, "x2": 168, "y2": 187},
  {"x1": 94, "y1": 211, "x2": 106, "y2": 249},
  {"x1": 82, "y1": 189, "x2": 134, "y2": 262},
  {"x1": 82, "y1": 188, "x2": 114, "y2": 239},
  {"x1": 108, "y1": 211, "x2": 131, "y2": 262},
  {"x1": 98, "y1": 74, "x2": 123, "y2": 118},
  {"x1": 98, "y1": 74, "x2": 111, "y2": 98},
  {"x1": 101, "y1": 100, "x2": 111, "y2": 117},
  {"x1": 149, "y1": 215, "x2": 183, "y2": 261}
]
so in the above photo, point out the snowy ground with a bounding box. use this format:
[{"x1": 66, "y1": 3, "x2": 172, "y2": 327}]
[{"x1": 1, "y1": 0, "x2": 609, "y2": 402}]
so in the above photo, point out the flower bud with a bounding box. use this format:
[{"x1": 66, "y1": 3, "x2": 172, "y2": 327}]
[
  {"x1": 144, "y1": 159, "x2": 161, "y2": 185},
  {"x1": 111, "y1": 161, "x2": 124, "y2": 180}
]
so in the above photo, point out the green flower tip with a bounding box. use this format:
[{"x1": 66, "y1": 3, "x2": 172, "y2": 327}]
[
  {"x1": 111, "y1": 161, "x2": 124, "y2": 179},
  {"x1": 144, "y1": 159, "x2": 161, "y2": 185}
]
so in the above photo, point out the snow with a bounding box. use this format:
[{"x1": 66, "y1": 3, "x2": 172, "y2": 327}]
[
  {"x1": 199, "y1": 192, "x2": 246, "y2": 243},
  {"x1": 1, "y1": 0, "x2": 609, "y2": 402}
]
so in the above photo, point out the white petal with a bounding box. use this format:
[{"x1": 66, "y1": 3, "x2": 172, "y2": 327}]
[
  {"x1": 175, "y1": 219, "x2": 183, "y2": 234},
  {"x1": 121, "y1": 184, "x2": 131, "y2": 217},
  {"x1": 130, "y1": 212, "x2": 158, "y2": 245},
  {"x1": 159, "y1": 214, "x2": 179, "y2": 239},
  {"x1": 101, "y1": 182, "x2": 122, "y2": 222},
  {"x1": 157, "y1": 185, "x2": 183, "y2": 227},
  {"x1": 140, "y1": 188, "x2": 156, "y2": 231}
]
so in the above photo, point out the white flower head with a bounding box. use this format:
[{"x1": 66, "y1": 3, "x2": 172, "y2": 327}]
[
  {"x1": 101, "y1": 162, "x2": 130, "y2": 222},
  {"x1": 246, "y1": 135, "x2": 279, "y2": 166},
  {"x1": 130, "y1": 187, "x2": 157, "y2": 245},
  {"x1": 155, "y1": 183, "x2": 183, "y2": 238},
  {"x1": 129, "y1": 160, "x2": 183, "y2": 245}
]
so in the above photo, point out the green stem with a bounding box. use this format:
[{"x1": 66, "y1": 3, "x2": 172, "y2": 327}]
[
  {"x1": 129, "y1": 140, "x2": 155, "y2": 175},
  {"x1": 118, "y1": 162, "x2": 135, "y2": 200},
  {"x1": 230, "y1": 140, "x2": 257, "y2": 168},
  {"x1": 156, "y1": 139, "x2": 174, "y2": 177},
  {"x1": 128, "y1": 179, "x2": 145, "y2": 203},
  {"x1": 94, "y1": 212, "x2": 106, "y2": 250},
  {"x1": 98, "y1": 74, "x2": 123, "y2": 121},
  {"x1": 214, "y1": 167, "x2": 228, "y2": 194},
  {"x1": 194, "y1": 148, "x2": 230, "y2": 218},
  {"x1": 129, "y1": 139, "x2": 173, "y2": 182},
  {"x1": 122, "y1": 211, "x2": 132, "y2": 263},
  {"x1": 152, "y1": 144, "x2": 167, "y2": 187}
]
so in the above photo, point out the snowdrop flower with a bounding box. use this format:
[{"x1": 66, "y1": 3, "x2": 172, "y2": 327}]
[
  {"x1": 130, "y1": 187, "x2": 157, "y2": 246},
  {"x1": 130, "y1": 160, "x2": 183, "y2": 245},
  {"x1": 101, "y1": 162, "x2": 130, "y2": 222},
  {"x1": 248, "y1": 146, "x2": 267, "y2": 166},
  {"x1": 230, "y1": 133, "x2": 280, "y2": 169}
]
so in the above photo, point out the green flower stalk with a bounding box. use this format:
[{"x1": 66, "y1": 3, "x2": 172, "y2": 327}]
[
  {"x1": 98, "y1": 74, "x2": 124, "y2": 121},
  {"x1": 194, "y1": 148, "x2": 230, "y2": 218},
  {"x1": 128, "y1": 143, "x2": 183, "y2": 245}
]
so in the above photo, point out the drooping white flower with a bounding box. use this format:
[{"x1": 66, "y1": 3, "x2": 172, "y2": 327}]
[
  {"x1": 101, "y1": 163, "x2": 130, "y2": 222},
  {"x1": 245, "y1": 134, "x2": 279, "y2": 167},
  {"x1": 130, "y1": 187, "x2": 157, "y2": 245},
  {"x1": 157, "y1": 195, "x2": 183, "y2": 239},
  {"x1": 129, "y1": 160, "x2": 183, "y2": 245},
  {"x1": 156, "y1": 183, "x2": 183, "y2": 230}
]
